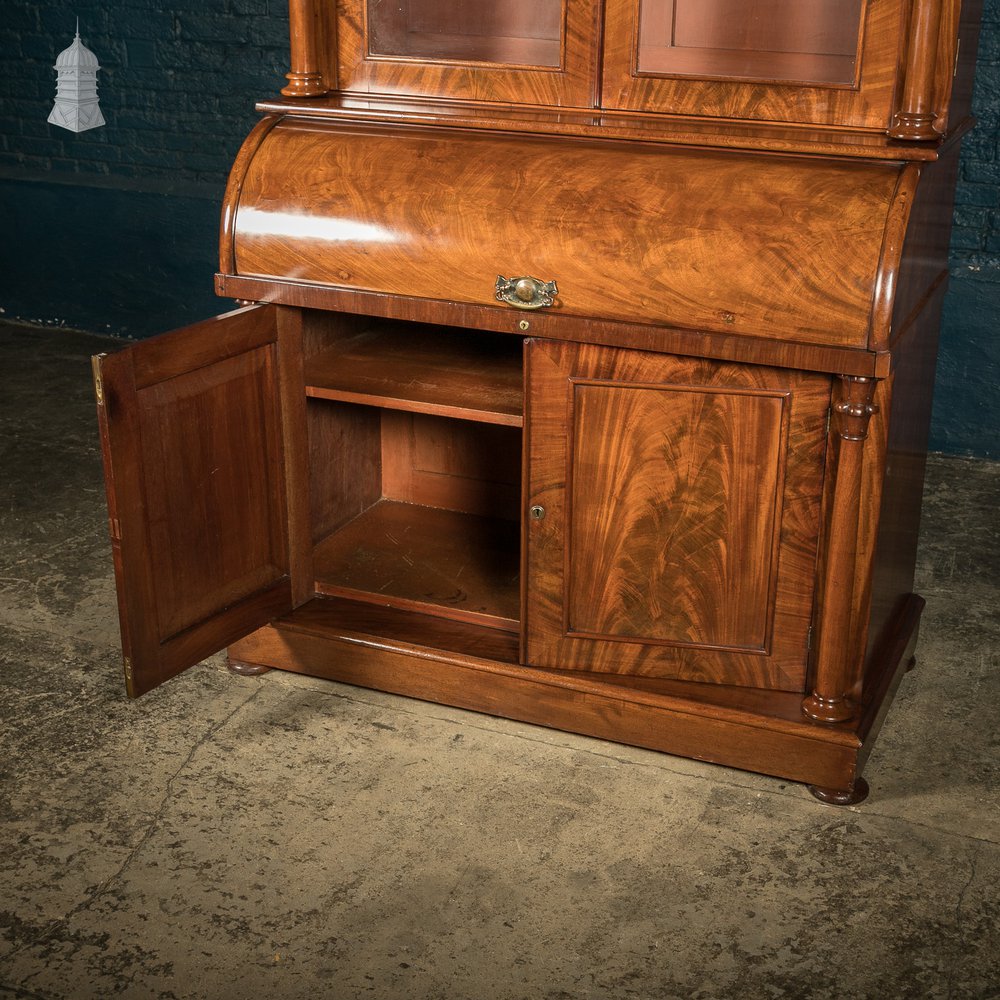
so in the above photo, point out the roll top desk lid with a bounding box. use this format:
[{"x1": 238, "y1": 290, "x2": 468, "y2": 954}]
[{"x1": 222, "y1": 118, "x2": 917, "y2": 352}]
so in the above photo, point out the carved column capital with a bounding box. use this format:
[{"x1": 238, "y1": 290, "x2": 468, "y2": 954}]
[{"x1": 833, "y1": 375, "x2": 879, "y2": 442}]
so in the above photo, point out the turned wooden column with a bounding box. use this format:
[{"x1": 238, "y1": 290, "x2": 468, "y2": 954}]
[
  {"x1": 282, "y1": 0, "x2": 328, "y2": 97},
  {"x1": 803, "y1": 376, "x2": 879, "y2": 724},
  {"x1": 889, "y1": 0, "x2": 945, "y2": 140}
]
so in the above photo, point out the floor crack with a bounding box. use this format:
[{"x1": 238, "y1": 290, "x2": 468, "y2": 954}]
[
  {"x1": 1, "y1": 684, "x2": 264, "y2": 966},
  {"x1": 946, "y1": 846, "x2": 980, "y2": 1000},
  {"x1": 277, "y1": 676, "x2": 1000, "y2": 844}
]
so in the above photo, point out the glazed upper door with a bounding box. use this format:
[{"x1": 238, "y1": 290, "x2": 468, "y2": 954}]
[
  {"x1": 92, "y1": 305, "x2": 312, "y2": 697},
  {"x1": 525, "y1": 339, "x2": 831, "y2": 692},
  {"x1": 601, "y1": 0, "x2": 908, "y2": 129},
  {"x1": 337, "y1": 0, "x2": 601, "y2": 106}
]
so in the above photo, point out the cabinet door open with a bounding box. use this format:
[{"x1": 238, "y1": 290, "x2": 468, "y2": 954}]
[
  {"x1": 93, "y1": 305, "x2": 312, "y2": 697},
  {"x1": 525, "y1": 340, "x2": 831, "y2": 692}
]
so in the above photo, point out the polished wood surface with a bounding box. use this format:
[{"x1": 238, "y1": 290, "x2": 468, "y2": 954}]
[
  {"x1": 870, "y1": 164, "x2": 924, "y2": 354},
  {"x1": 228, "y1": 598, "x2": 869, "y2": 792},
  {"x1": 231, "y1": 120, "x2": 904, "y2": 347},
  {"x1": 880, "y1": 151, "x2": 960, "y2": 354},
  {"x1": 808, "y1": 777, "x2": 870, "y2": 805},
  {"x1": 282, "y1": 0, "x2": 328, "y2": 96},
  {"x1": 602, "y1": 0, "x2": 905, "y2": 128},
  {"x1": 219, "y1": 115, "x2": 280, "y2": 277},
  {"x1": 637, "y1": 0, "x2": 864, "y2": 85},
  {"x1": 845, "y1": 377, "x2": 890, "y2": 706},
  {"x1": 862, "y1": 149, "x2": 961, "y2": 699},
  {"x1": 268, "y1": 595, "x2": 521, "y2": 663},
  {"x1": 803, "y1": 376, "x2": 879, "y2": 723},
  {"x1": 306, "y1": 396, "x2": 382, "y2": 543},
  {"x1": 337, "y1": 0, "x2": 599, "y2": 107},
  {"x1": 890, "y1": 0, "x2": 949, "y2": 139},
  {"x1": 943, "y1": 0, "x2": 984, "y2": 134},
  {"x1": 304, "y1": 322, "x2": 523, "y2": 426},
  {"x1": 217, "y1": 274, "x2": 894, "y2": 379},
  {"x1": 313, "y1": 499, "x2": 520, "y2": 629},
  {"x1": 94, "y1": 0, "x2": 979, "y2": 804},
  {"x1": 276, "y1": 0, "x2": 976, "y2": 140},
  {"x1": 367, "y1": 0, "x2": 562, "y2": 66},
  {"x1": 256, "y1": 92, "x2": 965, "y2": 160},
  {"x1": 93, "y1": 306, "x2": 310, "y2": 697},
  {"x1": 379, "y1": 410, "x2": 522, "y2": 520},
  {"x1": 526, "y1": 339, "x2": 830, "y2": 691}
]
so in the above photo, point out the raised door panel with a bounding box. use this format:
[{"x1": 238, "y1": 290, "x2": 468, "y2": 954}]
[
  {"x1": 93, "y1": 305, "x2": 311, "y2": 697},
  {"x1": 526, "y1": 340, "x2": 830, "y2": 691},
  {"x1": 601, "y1": 0, "x2": 907, "y2": 129},
  {"x1": 337, "y1": 0, "x2": 600, "y2": 107}
]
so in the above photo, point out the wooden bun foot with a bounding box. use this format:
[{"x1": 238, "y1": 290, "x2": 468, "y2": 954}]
[
  {"x1": 905, "y1": 655, "x2": 917, "y2": 672},
  {"x1": 807, "y1": 777, "x2": 870, "y2": 806},
  {"x1": 227, "y1": 658, "x2": 272, "y2": 677}
]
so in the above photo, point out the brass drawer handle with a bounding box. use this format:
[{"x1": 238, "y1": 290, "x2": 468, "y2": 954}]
[{"x1": 495, "y1": 275, "x2": 558, "y2": 310}]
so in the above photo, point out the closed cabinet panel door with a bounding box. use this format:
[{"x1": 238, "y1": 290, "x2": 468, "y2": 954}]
[
  {"x1": 93, "y1": 305, "x2": 312, "y2": 697},
  {"x1": 337, "y1": 0, "x2": 600, "y2": 106},
  {"x1": 601, "y1": 0, "x2": 906, "y2": 129},
  {"x1": 525, "y1": 340, "x2": 831, "y2": 692}
]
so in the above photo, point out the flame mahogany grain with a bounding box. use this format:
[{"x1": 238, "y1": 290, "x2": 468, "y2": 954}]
[
  {"x1": 525, "y1": 339, "x2": 829, "y2": 691},
  {"x1": 93, "y1": 0, "x2": 980, "y2": 802},
  {"x1": 229, "y1": 121, "x2": 905, "y2": 348}
]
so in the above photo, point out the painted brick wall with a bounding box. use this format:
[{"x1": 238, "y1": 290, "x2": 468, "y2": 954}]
[
  {"x1": 0, "y1": 1, "x2": 288, "y2": 191},
  {"x1": 0, "y1": 1, "x2": 291, "y2": 334},
  {"x1": 952, "y1": 0, "x2": 1000, "y2": 260},
  {"x1": 932, "y1": 0, "x2": 1000, "y2": 456}
]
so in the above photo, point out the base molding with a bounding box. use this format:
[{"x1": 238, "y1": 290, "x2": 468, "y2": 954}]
[{"x1": 227, "y1": 593, "x2": 924, "y2": 802}]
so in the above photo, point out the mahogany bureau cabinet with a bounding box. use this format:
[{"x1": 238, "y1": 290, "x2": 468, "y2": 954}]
[{"x1": 93, "y1": 0, "x2": 983, "y2": 804}]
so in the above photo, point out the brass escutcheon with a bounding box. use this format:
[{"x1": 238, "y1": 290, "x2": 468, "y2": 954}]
[{"x1": 495, "y1": 275, "x2": 558, "y2": 310}]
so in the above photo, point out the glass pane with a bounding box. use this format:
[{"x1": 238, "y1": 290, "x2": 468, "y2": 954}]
[
  {"x1": 637, "y1": 0, "x2": 865, "y2": 86},
  {"x1": 368, "y1": 0, "x2": 563, "y2": 68}
]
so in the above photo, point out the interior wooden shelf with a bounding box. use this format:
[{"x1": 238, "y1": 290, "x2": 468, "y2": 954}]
[
  {"x1": 278, "y1": 595, "x2": 522, "y2": 665},
  {"x1": 313, "y1": 499, "x2": 521, "y2": 629},
  {"x1": 306, "y1": 323, "x2": 524, "y2": 426}
]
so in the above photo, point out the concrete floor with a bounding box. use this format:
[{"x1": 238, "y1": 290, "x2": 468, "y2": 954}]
[{"x1": 0, "y1": 319, "x2": 997, "y2": 1000}]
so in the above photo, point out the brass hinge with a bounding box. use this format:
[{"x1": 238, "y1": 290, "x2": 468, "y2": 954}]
[
  {"x1": 91, "y1": 354, "x2": 107, "y2": 405},
  {"x1": 825, "y1": 407, "x2": 832, "y2": 436},
  {"x1": 955, "y1": 36, "x2": 961, "y2": 78},
  {"x1": 806, "y1": 625, "x2": 814, "y2": 654},
  {"x1": 123, "y1": 656, "x2": 133, "y2": 684}
]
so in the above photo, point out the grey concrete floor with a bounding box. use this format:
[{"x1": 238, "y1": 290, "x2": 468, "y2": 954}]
[{"x1": 0, "y1": 320, "x2": 998, "y2": 1000}]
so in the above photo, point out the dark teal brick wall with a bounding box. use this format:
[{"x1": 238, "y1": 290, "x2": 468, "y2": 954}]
[
  {"x1": 951, "y1": 0, "x2": 1000, "y2": 256},
  {"x1": 933, "y1": 0, "x2": 1000, "y2": 457},
  {"x1": 0, "y1": 1, "x2": 997, "y2": 455},
  {"x1": 0, "y1": 1, "x2": 289, "y2": 336},
  {"x1": 0, "y1": 1, "x2": 288, "y2": 187}
]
